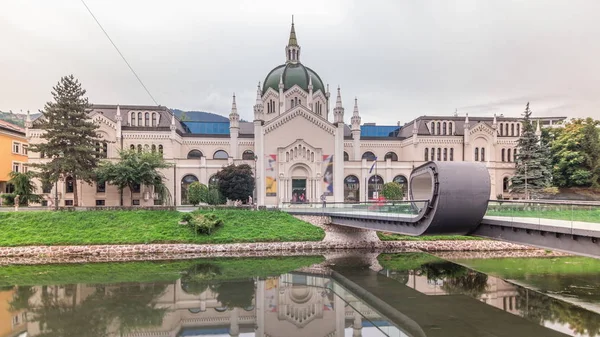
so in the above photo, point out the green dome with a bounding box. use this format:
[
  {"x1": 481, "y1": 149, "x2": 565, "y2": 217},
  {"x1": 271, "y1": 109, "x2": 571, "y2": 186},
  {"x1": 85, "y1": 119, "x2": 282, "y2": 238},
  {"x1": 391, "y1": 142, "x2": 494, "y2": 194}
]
[{"x1": 262, "y1": 63, "x2": 326, "y2": 95}]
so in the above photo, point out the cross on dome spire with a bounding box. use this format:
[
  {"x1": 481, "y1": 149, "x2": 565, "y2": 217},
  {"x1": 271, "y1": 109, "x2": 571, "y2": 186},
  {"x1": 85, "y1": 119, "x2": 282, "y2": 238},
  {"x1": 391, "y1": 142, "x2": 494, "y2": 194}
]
[{"x1": 285, "y1": 16, "x2": 301, "y2": 64}]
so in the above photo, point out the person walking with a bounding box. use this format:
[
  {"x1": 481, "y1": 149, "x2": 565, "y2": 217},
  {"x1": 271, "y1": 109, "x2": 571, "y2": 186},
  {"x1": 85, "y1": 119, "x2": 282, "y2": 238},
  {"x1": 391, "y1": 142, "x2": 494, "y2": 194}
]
[{"x1": 320, "y1": 193, "x2": 326, "y2": 208}]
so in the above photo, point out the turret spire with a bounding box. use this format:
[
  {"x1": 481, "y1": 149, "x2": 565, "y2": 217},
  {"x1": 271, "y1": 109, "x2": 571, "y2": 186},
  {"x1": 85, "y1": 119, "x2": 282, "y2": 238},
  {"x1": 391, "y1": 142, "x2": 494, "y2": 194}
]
[
  {"x1": 335, "y1": 86, "x2": 342, "y2": 108},
  {"x1": 285, "y1": 17, "x2": 301, "y2": 64},
  {"x1": 353, "y1": 97, "x2": 359, "y2": 116},
  {"x1": 230, "y1": 93, "x2": 238, "y2": 116},
  {"x1": 256, "y1": 82, "x2": 262, "y2": 104}
]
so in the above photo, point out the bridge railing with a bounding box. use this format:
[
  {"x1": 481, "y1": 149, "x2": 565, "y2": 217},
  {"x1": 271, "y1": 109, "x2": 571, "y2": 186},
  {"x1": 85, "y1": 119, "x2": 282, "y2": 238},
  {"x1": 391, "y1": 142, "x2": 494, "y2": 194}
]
[
  {"x1": 485, "y1": 200, "x2": 600, "y2": 230},
  {"x1": 281, "y1": 200, "x2": 430, "y2": 220}
]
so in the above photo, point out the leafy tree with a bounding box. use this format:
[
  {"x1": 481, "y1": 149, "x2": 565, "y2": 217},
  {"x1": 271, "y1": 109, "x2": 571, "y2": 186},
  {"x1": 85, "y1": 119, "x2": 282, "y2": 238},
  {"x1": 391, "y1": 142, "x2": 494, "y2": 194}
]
[
  {"x1": 215, "y1": 164, "x2": 254, "y2": 202},
  {"x1": 1, "y1": 171, "x2": 40, "y2": 206},
  {"x1": 381, "y1": 182, "x2": 404, "y2": 200},
  {"x1": 551, "y1": 118, "x2": 600, "y2": 187},
  {"x1": 213, "y1": 280, "x2": 255, "y2": 308},
  {"x1": 187, "y1": 182, "x2": 208, "y2": 206},
  {"x1": 28, "y1": 75, "x2": 100, "y2": 207},
  {"x1": 95, "y1": 150, "x2": 172, "y2": 206},
  {"x1": 510, "y1": 103, "x2": 552, "y2": 199}
]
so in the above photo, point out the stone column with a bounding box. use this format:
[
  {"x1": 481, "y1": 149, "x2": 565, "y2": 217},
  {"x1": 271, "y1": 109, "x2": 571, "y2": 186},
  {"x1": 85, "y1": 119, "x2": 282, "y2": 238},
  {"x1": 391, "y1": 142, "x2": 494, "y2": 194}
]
[
  {"x1": 353, "y1": 310, "x2": 363, "y2": 337},
  {"x1": 229, "y1": 308, "x2": 239, "y2": 337},
  {"x1": 334, "y1": 282, "x2": 345, "y2": 337},
  {"x1": 334, "y1": 125, "x2": 345, "y2": 202}
]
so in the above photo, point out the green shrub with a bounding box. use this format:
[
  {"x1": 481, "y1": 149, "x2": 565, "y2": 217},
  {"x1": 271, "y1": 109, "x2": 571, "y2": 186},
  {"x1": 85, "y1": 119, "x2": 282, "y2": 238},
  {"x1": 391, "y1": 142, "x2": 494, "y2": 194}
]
[
  {"x1": 180, "y1": 213, "x2": 194, "y2": 223},
  {"x1": 187, "y1": 213, "x2": 224, "y2": 235}
]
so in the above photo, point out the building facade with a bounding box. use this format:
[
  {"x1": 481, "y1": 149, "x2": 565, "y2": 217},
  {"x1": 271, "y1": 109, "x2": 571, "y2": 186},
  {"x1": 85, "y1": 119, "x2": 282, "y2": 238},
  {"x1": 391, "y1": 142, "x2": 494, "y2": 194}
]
[
  {"x1": 26, "y1": 21, "x2": 565, "y2": 207},
  {"x1": 0, "y1": 120, "x2": 27, "y2": 198}
]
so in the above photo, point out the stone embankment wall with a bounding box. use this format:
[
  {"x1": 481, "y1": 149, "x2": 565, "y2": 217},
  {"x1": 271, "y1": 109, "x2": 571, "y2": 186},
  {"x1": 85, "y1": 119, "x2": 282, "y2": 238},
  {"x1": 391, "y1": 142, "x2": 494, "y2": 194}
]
[{"x1": 0, "y1": 215, "x2": 540, "y2": 265}]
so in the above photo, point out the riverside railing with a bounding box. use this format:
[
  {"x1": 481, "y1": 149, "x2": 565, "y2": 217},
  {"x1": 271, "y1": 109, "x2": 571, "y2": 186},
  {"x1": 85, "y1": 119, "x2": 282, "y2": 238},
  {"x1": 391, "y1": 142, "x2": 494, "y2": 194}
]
[
  {"x1": 281, "y1": 200, "x2": 430, "y2": 222},
  {"x1": 485, "y1": 200, "x2": 600, "y2": 232}
]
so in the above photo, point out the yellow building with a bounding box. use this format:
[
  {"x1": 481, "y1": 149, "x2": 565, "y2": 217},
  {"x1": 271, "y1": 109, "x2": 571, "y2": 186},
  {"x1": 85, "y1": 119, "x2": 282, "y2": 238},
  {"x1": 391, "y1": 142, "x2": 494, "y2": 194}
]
[
  {"x1": 0, "y1": 288, "x2": 27, "y2": 337},
  {"x1": 0, "y1": 120, "x2": 27, "y2": 197}
]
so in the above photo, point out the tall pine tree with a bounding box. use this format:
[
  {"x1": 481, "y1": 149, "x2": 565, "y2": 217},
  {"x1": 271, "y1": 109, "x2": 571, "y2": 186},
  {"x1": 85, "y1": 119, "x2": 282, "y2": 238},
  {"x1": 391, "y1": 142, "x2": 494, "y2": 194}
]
[
  {"x1": 510, "y1": 103, "x2": 552, "y2": 199},
  {"x1": 29, "y1": 75, "x2": 100, "y2": 206}
]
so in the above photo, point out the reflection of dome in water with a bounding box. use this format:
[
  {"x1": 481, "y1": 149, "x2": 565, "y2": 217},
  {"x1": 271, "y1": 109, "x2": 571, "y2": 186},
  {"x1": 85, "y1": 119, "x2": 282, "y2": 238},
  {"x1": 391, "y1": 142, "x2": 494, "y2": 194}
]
[{"x1": 290, "y1": 286, "x2": 312, "y2": 303}]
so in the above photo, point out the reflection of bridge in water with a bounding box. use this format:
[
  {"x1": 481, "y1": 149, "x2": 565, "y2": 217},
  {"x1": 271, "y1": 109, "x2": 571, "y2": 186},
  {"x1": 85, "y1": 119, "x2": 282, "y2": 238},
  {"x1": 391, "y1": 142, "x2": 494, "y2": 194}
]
[{"x1": 284, "y1": 161, "x2": 600, "y2": 258}]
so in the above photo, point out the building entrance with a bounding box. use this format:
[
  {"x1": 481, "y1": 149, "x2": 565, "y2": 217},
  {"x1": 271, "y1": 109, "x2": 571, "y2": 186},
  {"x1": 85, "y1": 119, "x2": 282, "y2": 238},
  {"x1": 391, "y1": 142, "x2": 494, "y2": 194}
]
[{"x1": 291, "y1": 179, "x2": 307, "y2": 203}]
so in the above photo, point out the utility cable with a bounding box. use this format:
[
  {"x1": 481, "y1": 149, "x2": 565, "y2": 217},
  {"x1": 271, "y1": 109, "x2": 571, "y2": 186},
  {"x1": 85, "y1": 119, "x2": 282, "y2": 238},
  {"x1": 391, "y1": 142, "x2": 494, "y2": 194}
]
[{"x1": 80, "y1": 0, "x2": 160, "y2": 106}]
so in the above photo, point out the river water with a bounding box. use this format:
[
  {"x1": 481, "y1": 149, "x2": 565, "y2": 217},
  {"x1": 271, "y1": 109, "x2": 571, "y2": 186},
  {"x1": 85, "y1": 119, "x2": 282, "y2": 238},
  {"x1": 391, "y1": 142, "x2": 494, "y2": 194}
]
[{"x1": 1, "y1": 252, "x2": 600, "y2": 337}]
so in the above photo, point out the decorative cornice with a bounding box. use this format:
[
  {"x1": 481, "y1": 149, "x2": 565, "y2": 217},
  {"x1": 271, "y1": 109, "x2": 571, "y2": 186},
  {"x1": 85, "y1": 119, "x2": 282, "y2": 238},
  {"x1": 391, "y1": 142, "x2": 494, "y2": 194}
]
[
  {"x1": 123, "y1": 134, "x2": 170, "y2": 140},
  {"x1": 469, "y1": 122, "x2": 495, "y2": 137},
  {"x1": 183, "y1": 140, "x2": 230, "y2": 146},
  {"x1": 91, "y1": 113, "x2": 116, "y2": 130},
  {"x1": 283, "y1": 85, "x2": 308, "y2": 99}
]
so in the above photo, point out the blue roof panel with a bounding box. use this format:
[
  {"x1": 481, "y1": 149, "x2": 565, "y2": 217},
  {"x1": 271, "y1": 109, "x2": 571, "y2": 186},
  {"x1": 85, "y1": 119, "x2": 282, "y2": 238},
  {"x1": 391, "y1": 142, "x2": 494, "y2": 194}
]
[
  {"x1": 182, "y1": 121, "x2": 230, "y2": 135},
  {"x1": 360, "y1": 125, "x2": 400, "y2": 137}
]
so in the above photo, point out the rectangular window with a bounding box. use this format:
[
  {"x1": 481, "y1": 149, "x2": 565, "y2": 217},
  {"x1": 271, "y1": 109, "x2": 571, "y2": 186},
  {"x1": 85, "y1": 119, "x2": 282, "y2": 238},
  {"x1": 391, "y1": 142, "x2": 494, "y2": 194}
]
[
  {"x1": 132, "y1": 199, "x2": 140, "y2": 206},
  {"x1": 42, "y1": 182, "x2": 52, "y2": 194},
  {"x1": 12, "y1": 142, "x2": 20, "y2": 154},
  {"x1": 22, "y1": 145, "x2": 28, "y2": 155},
  {"x1": 132, "y1": 183, "x2": 141, "y2": 193},
  {"x1": 95, "y1": 200, "x2": 105, "y2": 206},
  {"x1": 12, "y1": 163, "x2": 19, "y2": 172},
  {"x1": 41, "y1": 200, "x2": 48, "y2": 207},
  {"x1": 64, "y1": 200, "x2": 74, "y2": 206},
  {"x1": 96, "y1": 180, "x2": 106, "y2": 193},
  {"x1": 153, "y1": 199, "x2": 162, "y2": 206}
]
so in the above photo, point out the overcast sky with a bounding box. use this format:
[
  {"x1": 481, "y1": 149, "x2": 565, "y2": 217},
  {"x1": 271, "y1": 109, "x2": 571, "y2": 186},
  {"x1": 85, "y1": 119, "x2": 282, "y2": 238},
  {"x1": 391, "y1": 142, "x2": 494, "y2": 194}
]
[{"x1": 2, "y1": 0, "x2": 600, "y2": 125}]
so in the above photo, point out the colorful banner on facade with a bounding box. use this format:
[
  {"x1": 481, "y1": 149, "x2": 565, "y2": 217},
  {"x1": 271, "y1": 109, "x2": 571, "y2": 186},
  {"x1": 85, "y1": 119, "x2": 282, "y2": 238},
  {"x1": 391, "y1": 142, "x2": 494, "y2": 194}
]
[
  {"x1": 322, "y1": 154, "x2": 334, "y2": 196},
  {"x1": 265, "y1": 154, "x2": 277, "y2": 196}
]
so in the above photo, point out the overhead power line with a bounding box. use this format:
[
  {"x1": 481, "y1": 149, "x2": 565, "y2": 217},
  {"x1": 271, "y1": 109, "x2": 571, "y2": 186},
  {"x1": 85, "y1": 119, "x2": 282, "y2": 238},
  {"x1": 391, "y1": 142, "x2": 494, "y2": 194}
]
[{"x1": 80, "y1": 0, "x2": 159, "y2": 106}]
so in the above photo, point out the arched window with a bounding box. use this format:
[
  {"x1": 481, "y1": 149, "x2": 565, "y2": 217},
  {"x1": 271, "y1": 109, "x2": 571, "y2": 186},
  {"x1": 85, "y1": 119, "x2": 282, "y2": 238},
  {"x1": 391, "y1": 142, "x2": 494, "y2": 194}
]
[
  {"x1": 516, "y1": 124, "x2": 520, "y2": 136},
  {"x1": 384, "y1": 152, "x2": 398, "y2": 161},
  {"x1": 368, "y1": 175, "x2": 384, "y2": 200},
  {"x1": 144, "y1": 144, "x2": 149, "y2": 152},
  {"x1": 443, "y1": 122, "x2": 447, "y2": 135},
  {"x1": 424, "y1": 148, "x2": 429, "y2": 161},
  {"x1": 130, "y1": 144, "x2": 135, "y2": 150},
  {"x1": 362, "y1": 151, "x2": 376, "y2": 161},
  {"x1": 343, "y1": 152, "x2": 349, "y2": 161},
  {"x1": 436, "y1": 122, "x2": 441, "y2": 135},
  {"x1": 145, "y1": 112, "x2": 150, "y2": 126},
  {"x1": 430, "y1": 148, "x2": 435, "y2": 161},
  {"x1": 503, "y1": 177, "x2": 510, "y2": 192},
  {"x1": 481, "y1": 148, "x2": 485, "y2": 162},
  {"x1": 430, "y1": 122, "x2": 435, "y2": 134},
  {"x1": 213, "y1": 150, "x2": 229, "y2": 159},
  {"x1": 131, "y1": 112, "x2": 136, "y2": 126},
  {"x1": 158, "y1": 145, "x2": 163, "y2": 156},
  {"x1": 393, "y1": 175, "x2": 408, "y2": 197},
  {"x1": 501, "y1": 149, "x2": 505, "y2": 162},
  {"x1": 151, "y1": 144, "x2": 156, "y2": 153},
  {"x1": 137, "y1": 144, "x2": 142, "y2": 153},
  {"x1": 437, "y1": 148, "x2": 441, "y2": 161},
  {"x1": 511, "y1": 124, "x2": 515, "y2": 136},
  {"x1": 187, "y1": 150, "x2": 203, "y2": 159},
  {"x1": 151, "y1": 113, "x2": 157, "y2": 127},
  {"x1": 344, "y1": 175, "x2": 360, "y2": 202},
  {"x1": 450, "y1": 148, "x2": 454, "y2": 161},
  {"x1": 242, "y1": 150, "x2": 255, "y2": 160},
  {"x1": 505, "y1": 123, "x2": 509, "y2": 136},
  {"x1": 65, "y1": 176, "x2": 74, "y2": 193},
  {"x1": 499, "y1": 123, "x2": 503, "y2": 136},
  {"x1": 507, "y1": 149, "x2": 511, "y2": 162},
  {"x1": 209, "y1": 175, "x2": 219, "y2": 188},
  {"x1": 449, "y1": 122, "x2": 453, "y2": 135},
  {"x1": 180, "y1": 174, "x2": 199, "y2": 205},
  {"x1": 474, "y1": 148, "x2": 479, "y2": 162},
  {"x1": 95, "y1": 142, "x2": 108, "y2": 158},
  {"x1": 137, "y1": 112, "x2": 142, "y2": 126},
  {"x1": 443, "y1": 148, "x2": 447, "y2": 161}
]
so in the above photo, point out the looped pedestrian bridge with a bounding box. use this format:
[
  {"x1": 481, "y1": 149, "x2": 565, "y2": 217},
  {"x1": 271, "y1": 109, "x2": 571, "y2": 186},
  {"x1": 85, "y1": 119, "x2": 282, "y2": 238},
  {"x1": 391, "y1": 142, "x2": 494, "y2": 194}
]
[{"x1": 283, "y1": 161, "x2": 600, "y2": 258}]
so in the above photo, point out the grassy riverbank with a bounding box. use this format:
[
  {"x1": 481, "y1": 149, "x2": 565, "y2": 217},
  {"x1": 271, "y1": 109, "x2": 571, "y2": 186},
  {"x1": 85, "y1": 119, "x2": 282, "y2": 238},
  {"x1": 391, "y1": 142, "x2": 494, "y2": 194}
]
[
  {"x1": 0, "y1": 209, "x2": 325, "y2": 246},
  {"x1": 0, "y1": 256, "x2": 324, "y2": 287}
]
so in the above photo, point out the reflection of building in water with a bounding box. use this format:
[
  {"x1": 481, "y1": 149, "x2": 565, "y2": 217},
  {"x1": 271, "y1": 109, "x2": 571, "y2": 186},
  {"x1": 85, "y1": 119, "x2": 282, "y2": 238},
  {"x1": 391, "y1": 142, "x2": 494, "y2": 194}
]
[
  {"x1": 18, "y1": 274, "x2": 394, "y2": 337},
  {"x1": 0, "y1": 288, "x2": 27, "y2": 337},
  {"x1": 403, "y1": 270, "x2": 520, "y2": 315}
]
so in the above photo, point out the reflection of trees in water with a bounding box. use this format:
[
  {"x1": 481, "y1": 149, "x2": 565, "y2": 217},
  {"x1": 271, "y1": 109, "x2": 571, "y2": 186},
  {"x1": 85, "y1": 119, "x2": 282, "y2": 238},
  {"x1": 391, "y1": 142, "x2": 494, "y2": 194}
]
[
  {"x1": 180, "y1": 262, "x2": 255, "y2": 309},
  {"x1": 9, "y1": 286, "x2": 36, "y2": 312},
  {"x1": 418, "y1": 262, "x2": 489, "y2": 299},
  {"x1": 518, "y1": 288, "x2": 600, "y2": 337},
  {"x1": 180, "y1": 263, "x2": 222, "y2": 295},
  {"x1": 26, "y1": 283, "x2": 168, "y2": 337}
]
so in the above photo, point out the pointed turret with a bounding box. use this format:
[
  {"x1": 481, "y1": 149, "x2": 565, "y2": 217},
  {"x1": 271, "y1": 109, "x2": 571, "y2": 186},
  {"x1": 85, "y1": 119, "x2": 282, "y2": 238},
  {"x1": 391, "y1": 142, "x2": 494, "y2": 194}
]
[
  {"x1": 229, "y1": 93, "x2": 240, "y2": 128},
  {"x1": 170, "y1": 112, "x2": 176, "y2": 131},
  {"x1": 285, "y1": 16, "x2": 301, "y2": 64},
  {"x1": 333, "y1": 86, "x2": 344, "y2": 124},
  {"x1": 493, "y1": 113, "x2": 497, "y2": 125},
  {"x1": 412, "y1": 119, "x2": 418, "y2": 134},
  {"x1": 115, "y1": 105, "x2": 122, "y2": 141},
  {"x1": 307, "y1": 76, "x2": 314, "y2": 111},
  {"x1": 254, "y1": 83, "x2": 265, "y2": 122},
  {"x1": 351, "y1": 97, "x2": 361, "y2": 131}
]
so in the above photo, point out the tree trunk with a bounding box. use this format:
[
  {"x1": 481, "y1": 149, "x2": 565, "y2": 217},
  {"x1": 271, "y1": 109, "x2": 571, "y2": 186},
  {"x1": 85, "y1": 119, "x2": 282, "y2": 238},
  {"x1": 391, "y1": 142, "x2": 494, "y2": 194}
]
[
  {"x1": 120, "y1": 189, "x2": 124, "y2": 206},
  {"x1": 73, "y1": 176, "x2": 79, "y2": 207}
]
